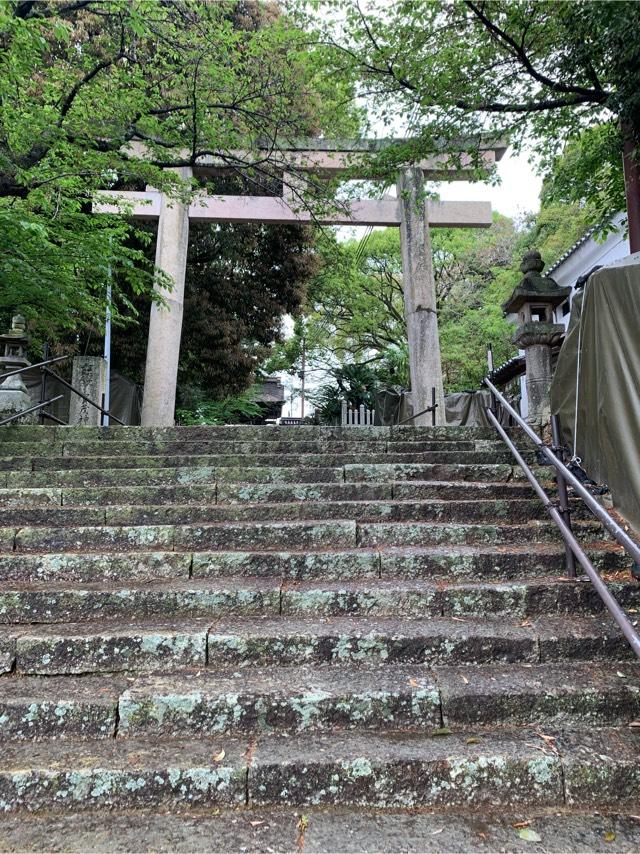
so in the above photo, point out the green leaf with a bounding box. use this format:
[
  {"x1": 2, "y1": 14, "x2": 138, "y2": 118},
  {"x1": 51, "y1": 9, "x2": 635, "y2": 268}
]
[{"x1": 518, "y1": 828, "x2": 542, "y2": 843}]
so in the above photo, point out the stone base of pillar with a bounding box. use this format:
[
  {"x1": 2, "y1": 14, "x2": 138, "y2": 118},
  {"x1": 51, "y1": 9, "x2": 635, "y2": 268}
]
[
  {"x1": 0, "y1": 375, "x2": 36, "y2": 424},
  {"x1": 69, "y1": 356, "x2": 106, "y2": 426}
]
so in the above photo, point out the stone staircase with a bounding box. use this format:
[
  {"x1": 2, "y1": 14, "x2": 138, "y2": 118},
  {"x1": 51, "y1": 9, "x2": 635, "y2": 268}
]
[{"x1": 0, "y1": 424, "x2": 639, "y2": 852}]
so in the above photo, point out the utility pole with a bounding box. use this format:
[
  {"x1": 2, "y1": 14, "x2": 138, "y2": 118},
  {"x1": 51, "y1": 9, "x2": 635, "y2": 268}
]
[{"x1": 300, "y1": 337, "x2": 306, "y2": 419}]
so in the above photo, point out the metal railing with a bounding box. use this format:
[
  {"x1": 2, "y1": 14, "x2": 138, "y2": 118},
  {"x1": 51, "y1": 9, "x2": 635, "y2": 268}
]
[
  {"x1": 397, "y1": 386, "x2": 439, "y2": 426},
  {"x1": 0, "y1": 349, "x2": 124, "y2": 427},
  {"x1": 483, "y1": 375, "x2": 640, "y2": 659}
]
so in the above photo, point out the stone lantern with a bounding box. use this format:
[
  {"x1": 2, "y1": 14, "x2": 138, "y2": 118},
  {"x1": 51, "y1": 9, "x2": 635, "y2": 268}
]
[
  {"x1": 0, "y1": 314, "x2": 33, "y2": 424},
  {"x1": 503, "y1": 250, "x2": 571, "y2": 429},
  {"x1": 0, "y1": 314, "x2": 30, "y2": 373}
]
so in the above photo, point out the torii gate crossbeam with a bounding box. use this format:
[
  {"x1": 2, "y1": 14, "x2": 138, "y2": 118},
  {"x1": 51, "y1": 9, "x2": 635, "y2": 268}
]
[{"x1": 95, "y1": 138, "x2": 506, "y2": 426}]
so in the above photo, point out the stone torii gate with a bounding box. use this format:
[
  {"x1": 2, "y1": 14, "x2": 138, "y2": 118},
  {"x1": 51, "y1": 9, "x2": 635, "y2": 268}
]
[{"x1": 97, "y1": 139, "x2": 506, "y2": 426}]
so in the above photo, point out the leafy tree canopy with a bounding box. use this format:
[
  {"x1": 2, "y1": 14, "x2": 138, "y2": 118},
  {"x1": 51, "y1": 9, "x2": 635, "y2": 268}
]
[
  {"x1": 0, "y1": 0, "x2": 359, "y2": 345},
  {"x1": 306, "y1": 0, "x2": 639, "y2": 225}
]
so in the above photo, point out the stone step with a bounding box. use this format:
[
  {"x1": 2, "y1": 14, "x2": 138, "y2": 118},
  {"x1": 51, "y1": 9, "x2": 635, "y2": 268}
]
[
  {"x1": 10, "y1": 520, "x2": 359, "y2": 553},
  {"x1": 4, "y1": 662, "x2": 638, "y2": 743},
  {"x1": 0, "y1": 498, "x2": 573, "y2": 527},
  {"x1": 116, "y1": 661, "x2": 640, "y2": 739},
  {"x1": 0, "y1": 544, "x2": 627, "y2": 584},
  {"x1": 1, "y1": 808, "x2": 639, "y2": 854},
  {"x1": 2, "y1": 467, "x2": 345, "y2": 488},
  {"x1": 0, "y1": 424, "x2": 499, "y2": 442},
  {"x1": 3, "y1": 576, "x2": 637, "y2": 625},
  {"x1": 5, "y1": 620, "x2": 210, "y2": 674},
  {"x1": 21, "y1": 451, "x2": 527, "y2": 471},
  {"x1": 0, "y1": 463, "x2": 552, "y2": 489},
  {"x1": 2, "y1": 614, "x2": 632, "y2": 676},
  {"x1": 0, "y1": 578, "x2": 282, "y2": 624},
  {"x1": 205, "y1": 614, "x2": 632, "y2": 668},
  {"x1": 0, "y1": 727, "x2": 637, "y2": 811},
  {"x1": 7, "y1": 518, "x2": 605, "y2": 553},
  {"x1": 0, "y1": 675, "x2": 126, "y2": 740},
  {"x1": 0, "y1": 480, "x2": 543, "y2": 508}
]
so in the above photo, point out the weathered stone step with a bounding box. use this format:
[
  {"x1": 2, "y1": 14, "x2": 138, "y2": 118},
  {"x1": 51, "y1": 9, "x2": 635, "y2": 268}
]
[
  {"x1": 22, "y1": 451, "x2": 526, "y2": 471},
  {"x1": 0, "y1": 424, "x2": 498, "y2": 442},
  {"x1": 0, "y1": 480, "x2": 542, "y2": 508},
  {"x1": 2, "y1": 613, "x2": 631, "y2": 676},
  {"x1": 0, "y1": 727, "x2": 637, "y2": 811},
  {"x1": 0, "y1": 578, "x2": 281, "y2": 624},
  {"x1": 0, "y1": 498, "x2": 563, "y2": 527},
  {"x1": 5, "y1": 620, "x2": 210, "y2": 674},
  {"x1": 5, "y1": 661, "x2": 637, "y2": 743},
  {"x1": 2, "y1": 466, "x2": 344, "y2": 488},
  {"x1": 10, "y1": 520, "x2": 359, "y2": 553},
  {"x1": 0, "y1": 736, "x2": 247, "y2": 810},
  {"x1": 206, "y1": 614, "x2": 631, "y2": 668},
  {"x1": 0, "y1": 543, "x2": 626, "y2": 584},
  {"x1": 4, "y1": 575, "x2": 636, "y2": 625},
  {"x1": 248, "y1": 727, "x2": 639, "y2": 808},
  {"x1": 8, "y1": 518, "x2": 604, "y2": 553},
  {"x1": 115, "y1": 661, "x2": 640, "y2": 739},
  {"x1": 1, "y1": 808, "x2": 638, "y2": 854},
  {"x1": 105, "y1": 498, "x2": 557, "y2": 526},
  {"x1": 438, "y1": 661, "x2": 640, "y2": 726},
  {"x1": 356, "y1": 519, "x2": 602, "y2": 547},
  {"x1": 344, "y1": 463, "x2": 553, "y2": 483},
  {"x1": 0, "y1": 675, "x2": 125, "y2": 740}
]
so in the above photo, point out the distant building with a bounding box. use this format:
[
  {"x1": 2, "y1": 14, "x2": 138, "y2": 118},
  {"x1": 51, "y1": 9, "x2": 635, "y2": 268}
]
[{"x1": 548, "y1": 212, "x2": 630, "y2": 330}]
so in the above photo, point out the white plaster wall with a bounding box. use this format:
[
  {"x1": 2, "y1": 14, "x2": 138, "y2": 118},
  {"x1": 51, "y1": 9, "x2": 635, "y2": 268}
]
[{"x1": 519, "y1": 214, "x2": 629, "y2": 418}]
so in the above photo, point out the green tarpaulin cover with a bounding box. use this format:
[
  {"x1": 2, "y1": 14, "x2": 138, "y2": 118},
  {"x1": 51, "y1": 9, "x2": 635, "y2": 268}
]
[{"x1": 550, "y1": 258, "x2": 640, "y2": 530}]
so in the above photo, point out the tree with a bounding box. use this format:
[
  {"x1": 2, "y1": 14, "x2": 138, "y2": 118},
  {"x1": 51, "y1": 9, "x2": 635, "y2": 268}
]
[
  {"x1": 273, "y1": 216, "x2": 520, "y2": 393},
  {"x1": 0, "y1": 0, "x2": 357, "y2": 344},
  {"x1": 108, "y1": 218, "x2": 318, "y2": 403},
  {"x1": 309, "y1": 1, "x2": 640, "y2": 230}
]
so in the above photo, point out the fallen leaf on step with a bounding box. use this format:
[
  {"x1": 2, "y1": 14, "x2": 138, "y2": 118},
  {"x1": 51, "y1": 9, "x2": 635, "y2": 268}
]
[
  {"x1": 617, "y1": 671, "x2": 628, "y2": 678},
  {"x1": 520, "y1": 620, "x2": 533, "y2": 628},
  {"x1": 512, "y1": 821, "x2": 530, "y2": 829},
  {"x1": 431, "y1": 828, "x2": 444, "y2": 835},
  {"x1": 460, "y1": 674, "x2": 469, "y2": 684},
  {"x1": 431, "y1": 727, "x2": 452, "y2": 736},
  {"x1": 518, "y1": 828, "x2": 542, "y2": 842},
  {"x1": 212, "y1": 749, "x2": 226, "y2": 762},
  {"x1": 604, "y1": 831, "x2": 616, "y2": 843},
  {"x1": 249, "y1": 821, "x2": 266, "y2": 827},
  {"x1": 466, "y1": 737, "x2": 481, "y2": 744},
  {"x1": 408, "y1": 678, "x2": 420, "y2": 687},
  {"x1": 628, "y1": 721, "x2": 640, "y2": 728}
]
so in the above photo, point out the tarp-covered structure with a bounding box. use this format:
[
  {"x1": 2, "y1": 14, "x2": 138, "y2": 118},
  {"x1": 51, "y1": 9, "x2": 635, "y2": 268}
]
[{"x1": 550, "y1": 256, "x2": 640, "y2": 530}]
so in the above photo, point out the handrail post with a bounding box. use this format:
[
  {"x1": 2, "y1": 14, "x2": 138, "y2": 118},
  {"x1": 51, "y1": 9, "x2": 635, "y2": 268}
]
[
  {"x1": 431, "y1": 386, "x2": 436, "y2": 427},
  {"x1": 486, "y1": 343, "x2": 497, "y2": 416},
  {"x1": 39, "y1": 343, "x2": 50, "y2": 425},
  {"x1": 551, "y1": 414, "x2": 576, "y2": 578}
]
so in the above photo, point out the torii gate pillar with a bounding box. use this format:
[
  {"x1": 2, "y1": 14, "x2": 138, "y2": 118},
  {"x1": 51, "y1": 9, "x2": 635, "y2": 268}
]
[
  {"x1": 398, "y1": 168, "x2": 445, "y2": 425},
  {"x1": 141, "y1": 167, "x2": 192, "y2": 427}
]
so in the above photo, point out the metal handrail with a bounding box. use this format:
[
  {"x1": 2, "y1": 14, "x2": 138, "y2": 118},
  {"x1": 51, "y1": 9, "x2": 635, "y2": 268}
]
[
  {"x1": 396, "y1": 386, "x2": 439, "y2": 426},
  {"x1": 483, "y1": 377, "x2": 640, "y2": 660},
  {"x1": 0, "y1": 396, "x2": 64, "y2": 427},
  {"x1": 0, "y1": 351, "x2": 124, "y2": 427},
  {"x1": 0, "y1": 355, "x2": 68, "y2": 383},
  {"x1": 484, "y1": 377, "x2": 640, "y2": 564}
]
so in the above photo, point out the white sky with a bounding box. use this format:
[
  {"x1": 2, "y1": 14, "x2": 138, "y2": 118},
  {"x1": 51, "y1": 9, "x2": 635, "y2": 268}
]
[{"x1": 437, "y1": 148, "x2": 542, "y2": 220}]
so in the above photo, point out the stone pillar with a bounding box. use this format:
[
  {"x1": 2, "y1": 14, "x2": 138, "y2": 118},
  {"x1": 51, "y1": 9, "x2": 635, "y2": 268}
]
[
  {"x1": 69, "y1": 356, "x2": 106, "y2": 425},
  {"x1": 514, "y1": 324, "x2": 564, "y2": 429},
  {"x1": 397, "y1": 168, "x2": 445, "y2": 426},
  {"x1": 141, "y1": 167, "x2": 192, "y2": 427}
]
